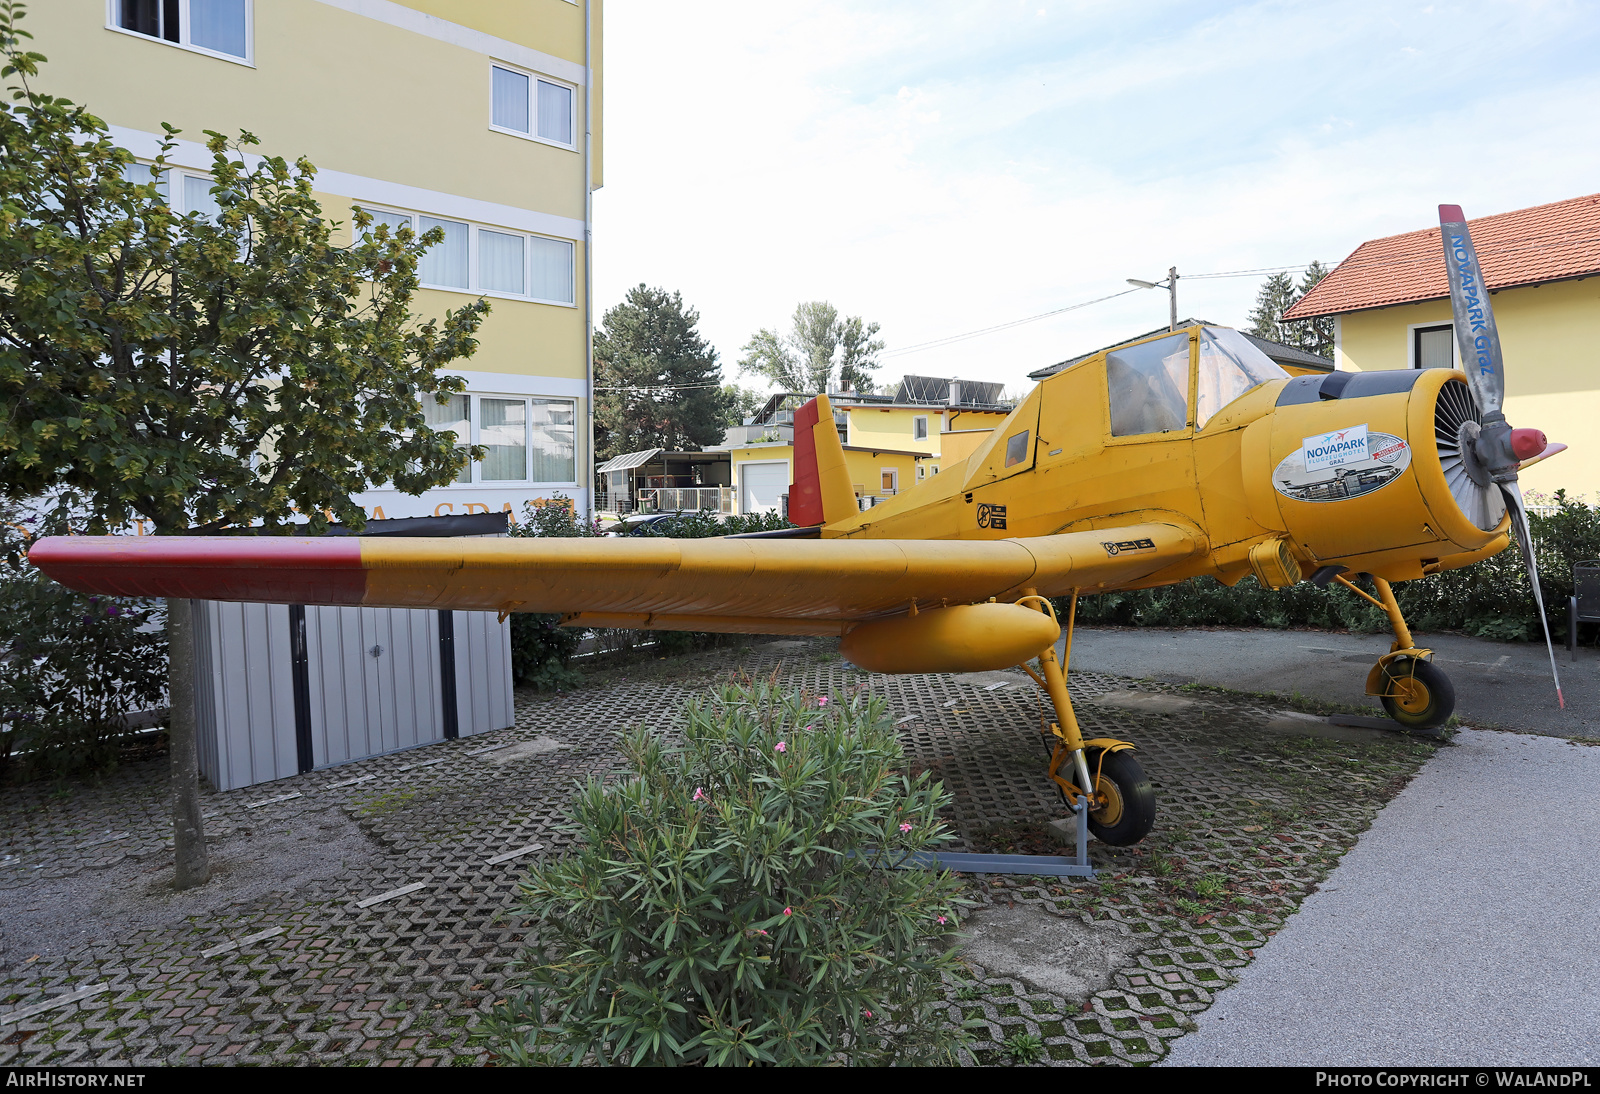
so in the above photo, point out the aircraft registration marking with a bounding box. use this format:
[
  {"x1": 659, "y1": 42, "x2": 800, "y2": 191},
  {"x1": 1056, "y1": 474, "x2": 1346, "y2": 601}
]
[{"x1": 1101, "y1": 538, "x2": 1157, "y2": 556}]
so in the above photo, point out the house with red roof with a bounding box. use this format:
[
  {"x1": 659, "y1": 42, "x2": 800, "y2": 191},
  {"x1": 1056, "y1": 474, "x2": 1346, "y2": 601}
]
[{"x1": 1284, "y1": 194, "x2": 1600, "y2": 497}]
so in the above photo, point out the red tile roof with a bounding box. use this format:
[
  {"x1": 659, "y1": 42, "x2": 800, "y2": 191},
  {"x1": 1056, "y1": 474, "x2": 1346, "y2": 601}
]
[{"x1": 1283, "y1": 193, "x2": 1600, "y2": 319}]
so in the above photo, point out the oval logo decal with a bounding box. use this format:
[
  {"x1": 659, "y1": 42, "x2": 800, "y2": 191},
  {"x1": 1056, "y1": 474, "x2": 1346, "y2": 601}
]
[{"x1": 1273, "y1": 431, "x2": 1410, "y2": 503}]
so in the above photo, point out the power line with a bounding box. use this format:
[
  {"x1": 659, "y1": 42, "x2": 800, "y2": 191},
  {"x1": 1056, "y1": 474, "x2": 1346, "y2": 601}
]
[{"x1": 880, "y1": 286, "x2": 1144, "y2": 359}]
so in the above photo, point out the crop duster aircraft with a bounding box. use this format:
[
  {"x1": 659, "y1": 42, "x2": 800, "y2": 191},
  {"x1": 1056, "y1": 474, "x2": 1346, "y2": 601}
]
[{"x1": 30, "y1": 207, "x2": 1567, "y2": 847}]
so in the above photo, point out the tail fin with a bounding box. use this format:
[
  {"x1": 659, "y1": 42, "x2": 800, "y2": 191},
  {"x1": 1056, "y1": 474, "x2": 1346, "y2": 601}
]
[{"x1": 789, "y1": 395, "x2": 858, "y2": 527}]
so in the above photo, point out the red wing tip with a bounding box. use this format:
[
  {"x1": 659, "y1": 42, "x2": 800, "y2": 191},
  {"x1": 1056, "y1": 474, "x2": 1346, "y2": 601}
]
[{"x1": 1438, "y1": 204, "x2": 1465, "y2": 223}]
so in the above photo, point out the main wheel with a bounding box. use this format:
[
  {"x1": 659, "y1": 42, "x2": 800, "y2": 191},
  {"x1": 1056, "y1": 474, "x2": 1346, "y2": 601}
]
[
  {"x1": 1083, "y1": 748, "x2": 1156, "y2": 846},
  {"x1": 1378, "y1": 657, "x2": 1455, "y2": 730}
]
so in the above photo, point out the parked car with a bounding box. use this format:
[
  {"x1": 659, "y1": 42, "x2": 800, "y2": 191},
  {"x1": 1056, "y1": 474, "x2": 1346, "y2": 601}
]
[{"x1": 607, "y1": 511, "x2": 702, "y2": 537}]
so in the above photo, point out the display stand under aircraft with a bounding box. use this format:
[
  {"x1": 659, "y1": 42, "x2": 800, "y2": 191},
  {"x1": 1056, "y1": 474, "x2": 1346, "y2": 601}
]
[{"x1": 31, "y1": 207, "x2": 1568, "y2": 847}]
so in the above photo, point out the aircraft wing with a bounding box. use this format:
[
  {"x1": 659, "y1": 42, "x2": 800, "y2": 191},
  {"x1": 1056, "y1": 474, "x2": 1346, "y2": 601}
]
[{"x1": 27, "y1": 521, "x2": 1202, "y2": 634}]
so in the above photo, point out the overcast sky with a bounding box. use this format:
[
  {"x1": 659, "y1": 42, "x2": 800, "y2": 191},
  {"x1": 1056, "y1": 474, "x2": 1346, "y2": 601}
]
[{"x1": 592, "y1": 1, "x2": 1600, "y2": 395}]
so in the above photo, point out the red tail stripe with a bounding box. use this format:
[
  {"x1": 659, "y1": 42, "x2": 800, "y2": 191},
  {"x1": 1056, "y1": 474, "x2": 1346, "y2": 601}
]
[
  {"x1": 788, "y1": 397, "x2": 824, "y2": 527},
  {"x1": 27, "y1": 536, "x2": 368, "y2": 604}
]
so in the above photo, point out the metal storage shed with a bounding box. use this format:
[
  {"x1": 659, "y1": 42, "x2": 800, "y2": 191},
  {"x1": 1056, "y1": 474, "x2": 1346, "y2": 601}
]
[{"x1": 189, "y1": 514, "x2": 515, "y2": 791}]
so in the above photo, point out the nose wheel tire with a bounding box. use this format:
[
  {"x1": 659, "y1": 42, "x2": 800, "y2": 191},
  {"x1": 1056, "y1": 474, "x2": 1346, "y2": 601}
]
[
  {"x1": 1378, "y1": 657, "x2": 1455, "y2": 730},
  {"x1": 1084, "y1": 748, "x2": 1156, "y2": 846}
]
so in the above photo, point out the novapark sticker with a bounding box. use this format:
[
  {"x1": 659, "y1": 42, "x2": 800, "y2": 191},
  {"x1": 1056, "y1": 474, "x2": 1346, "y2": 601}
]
[
  {"x1": 1302, "y1": 424, "x2": 1369, "y2": 472},
  {"x1": 1274, "y1": 432, "x2": 1410, "y2": 504}
]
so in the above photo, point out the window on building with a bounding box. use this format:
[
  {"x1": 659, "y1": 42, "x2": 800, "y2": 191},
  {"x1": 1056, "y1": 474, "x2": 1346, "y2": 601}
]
[
  {"x1": 424, "y1": 394, "x2": 472, "y2": 484},
  {"x1": 490, "y1": 64, "x2": 576, "y2": 148},
  {"x1": 913, "y1": 415, "x2": 928, "y2": 441},
  {"x1": 114, "y1": 0, "x2": 251, "y2": 61},
  {"x1": 881, "y1": 469, "x2": 898, "y2": 495},
  {"x1": 481, "y1": 398, "x2": 527, "y2": 481},
  {"x1": 1107, "y1": 332, "x2": 1190, "y2": 437},
  {"x1": 356, "y1": 205, "x2": 575, "y2": 304},
  {"x1": 1414, "y1": 324, "x2": 1456, "y2": 369}
]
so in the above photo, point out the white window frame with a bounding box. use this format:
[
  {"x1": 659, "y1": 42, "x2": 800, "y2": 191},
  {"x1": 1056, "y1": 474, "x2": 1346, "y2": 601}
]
[
  {"x1": 1407, "y1": 321, "x2": 1461, "y2": 370},
  {"x1": 444, "y1": 391, "x2": 578, "y2": 488},
  {"x1": 880, "y1": 468, "x2": 899, "y2": 496},
  {"x1": 488, "y1": 62, "x2": 579, "y2": 151},
  {"x1": 105, "y1": 0, "x2": 255, "y2": 67},
  {"x1": 912, "y1": 415, "x2": 929, "y2": 441},
  {"x1": 354, "y1": 203, "x2": 577, "y2": 308}
]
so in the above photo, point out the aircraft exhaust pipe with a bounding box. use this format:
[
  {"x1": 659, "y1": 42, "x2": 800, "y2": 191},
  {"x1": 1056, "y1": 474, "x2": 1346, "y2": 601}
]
[{"x1": 840, "y1": 601, "x2": 1061, "y2": 675}]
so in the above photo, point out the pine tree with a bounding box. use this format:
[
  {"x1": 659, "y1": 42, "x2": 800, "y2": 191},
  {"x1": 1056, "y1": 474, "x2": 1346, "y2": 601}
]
[
  {"x1": 593, "y1": 286, "x2": 731, "y2": 460},
  {"x1": 1247, "y1": 262, "x2": 1335, "y2": 360}
]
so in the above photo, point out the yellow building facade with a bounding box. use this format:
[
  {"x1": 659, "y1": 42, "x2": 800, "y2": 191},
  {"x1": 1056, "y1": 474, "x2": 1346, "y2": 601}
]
[
  {"x1": 1331, "y1": 280, "x2": 1600, "y2": 497},
  {"x1": 33, "y1": 0, "x2": 602, "y2": 521},
  {"x1": 720, "y1": 391, "x2": 1012, "y2": 515},
  {"x1": 1287, "y1": 195, "x2": 1600, "y2": 500}
]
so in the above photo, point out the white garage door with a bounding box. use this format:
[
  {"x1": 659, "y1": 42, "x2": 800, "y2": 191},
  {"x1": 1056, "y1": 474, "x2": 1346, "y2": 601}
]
[{"x1": 740, "y1": 462, "x2": 789, "y2": 514}]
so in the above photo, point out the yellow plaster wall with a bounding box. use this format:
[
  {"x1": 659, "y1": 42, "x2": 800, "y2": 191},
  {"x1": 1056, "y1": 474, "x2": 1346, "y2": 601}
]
[
  {"x1": 1337, "y1": 277, "x2": 1600, "y2": 497},
  {"x1": 844, "y1": 406, "x2": 939, "y2": 455},
  {"x1": 843, "y1": 450, "x2": 919, "y2": 497},
  {"x1": 31, "y1": 0, "x2": 594, "y2": 217},
  {"x1": 938, "y1": 429, "x2": 995, "y2": 465}
]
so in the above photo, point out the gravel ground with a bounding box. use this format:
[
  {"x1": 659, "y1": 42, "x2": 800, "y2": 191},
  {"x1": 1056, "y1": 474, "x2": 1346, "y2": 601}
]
[{"x1": 1161, "y1": 729, "x2": 1600, "y2": 1066}]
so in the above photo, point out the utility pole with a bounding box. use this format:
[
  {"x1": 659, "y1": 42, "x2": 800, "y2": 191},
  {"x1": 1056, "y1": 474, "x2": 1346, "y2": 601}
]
[{"x1": 1127, "y1": 267, "x2": 1179, "y2": 331}]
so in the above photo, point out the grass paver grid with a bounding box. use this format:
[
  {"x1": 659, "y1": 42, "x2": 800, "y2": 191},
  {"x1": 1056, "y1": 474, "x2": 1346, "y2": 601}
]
[{"x1": 0, "y1": 640, "x2": 1439, "y2": 1065}]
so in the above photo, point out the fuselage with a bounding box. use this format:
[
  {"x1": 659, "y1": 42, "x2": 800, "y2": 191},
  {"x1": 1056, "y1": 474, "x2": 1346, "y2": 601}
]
[{"x1": 826, "y1": 324, "x2": 1508, "y2": 593}]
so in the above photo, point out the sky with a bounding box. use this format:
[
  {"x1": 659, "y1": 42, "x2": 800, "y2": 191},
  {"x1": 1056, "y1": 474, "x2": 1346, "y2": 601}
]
[{"x1": 593, "y1": 0, "x2": 1600, "y2": 397}]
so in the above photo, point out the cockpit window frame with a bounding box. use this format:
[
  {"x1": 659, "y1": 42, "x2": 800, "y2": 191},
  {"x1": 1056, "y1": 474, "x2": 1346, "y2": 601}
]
[{"x1": 1102, "y1": 329, "x2": 1197, "y2": 445}]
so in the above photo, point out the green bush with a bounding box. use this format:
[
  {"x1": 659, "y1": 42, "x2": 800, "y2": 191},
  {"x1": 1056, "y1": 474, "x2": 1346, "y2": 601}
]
[
  {"x1": 0, "y1": 507, "x2": 168, "y2": 782},
  {"x1": 1076, "y1": 490, "x2": 1600, "y2": 644},
  {"x1": 485, "y1": 679, "x2": 968, "y2": 1066},
  {"x1": 504, "y1": 496, "x2": 597, "y2": 690}
]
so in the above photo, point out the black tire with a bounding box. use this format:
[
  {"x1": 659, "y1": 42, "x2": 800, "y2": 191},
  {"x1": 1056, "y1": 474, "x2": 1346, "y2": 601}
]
[
  {"x1": 1378, "y1": 657, "x2": 1455, "y2": 730},
  {"x1": 1083, "y1": 748, "x2": 1156, "y2": 847}
]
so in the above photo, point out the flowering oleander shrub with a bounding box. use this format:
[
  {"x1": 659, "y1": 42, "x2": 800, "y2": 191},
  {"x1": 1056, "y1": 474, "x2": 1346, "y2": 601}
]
[
  {"x1": 484, "y1": 678, "x2": 969, "y2": 1066},
  {"x1": 0, "y1": 507, "x2": 168, "y2": 782}
]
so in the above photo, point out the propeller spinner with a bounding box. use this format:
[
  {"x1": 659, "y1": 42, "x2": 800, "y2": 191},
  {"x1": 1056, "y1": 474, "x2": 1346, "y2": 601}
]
[{"x1": 1438, "y1": 204, "x2": 1565, "y2": 709}]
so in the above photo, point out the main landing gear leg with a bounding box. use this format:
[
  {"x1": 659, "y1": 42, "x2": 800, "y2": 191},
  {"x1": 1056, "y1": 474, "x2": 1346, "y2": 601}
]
[
  {"x1": 1017, "y1": 590, "x2": 1156, "y2": 847},
  {"x1": 1334, "y1": 573, "x2": 1456, "y2": 731}
]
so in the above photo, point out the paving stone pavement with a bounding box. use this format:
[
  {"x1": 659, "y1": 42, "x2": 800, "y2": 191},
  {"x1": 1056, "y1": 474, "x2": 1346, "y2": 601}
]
[{"x1": 0, "y1": 639, "x2": 1441, "y2": 1066}]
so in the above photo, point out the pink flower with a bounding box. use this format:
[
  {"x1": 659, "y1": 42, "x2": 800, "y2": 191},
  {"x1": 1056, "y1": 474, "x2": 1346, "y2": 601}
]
[
  {"x1": 692, "y1": 787, "x2": 706, "y2": 801},
  {"x1": 783, "y1": 907, "x2": 793, "y2": 916},
  {"x1": 817, "y1": 697, "x2": 829, "y2": 707},
  {"x1": 757, "y1": 929, "x2": 768, "y2": 936},
  {"x1": 775, "y1": 741, "x2": 787, "y2": 753},
  {"x1": 937, "y1": 916, "x2": 947, "y2": 925},
  {"x1": 863, "y1": 1009, "x2": 873, "y2": 1018},
  {"x1": 899, "y1": 823, "x2": 913, "y2": 833}
]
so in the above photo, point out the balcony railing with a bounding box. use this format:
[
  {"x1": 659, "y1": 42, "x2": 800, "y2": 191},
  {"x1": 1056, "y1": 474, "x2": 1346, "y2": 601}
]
[{"x1": 641, "y1": 487, "x2": 736, "y2": 514}]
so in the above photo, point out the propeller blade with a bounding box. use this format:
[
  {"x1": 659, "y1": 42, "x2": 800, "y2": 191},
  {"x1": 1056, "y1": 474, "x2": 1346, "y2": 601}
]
[
  {"x1": 1438, "y1": 205, "x2": 1506, "y2": 420},
  {"x1": 1500, "y1": 482, "x2": 1565, "y2": 709}
]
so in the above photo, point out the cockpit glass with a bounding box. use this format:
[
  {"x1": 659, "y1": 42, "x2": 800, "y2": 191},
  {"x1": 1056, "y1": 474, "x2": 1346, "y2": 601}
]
[
  {"x1": 1107, "y1": 332, "x2": 1190, "y2": 437},
  {"x1": 1196, "y1": 327, "x2": 1289, "y2": 429}
]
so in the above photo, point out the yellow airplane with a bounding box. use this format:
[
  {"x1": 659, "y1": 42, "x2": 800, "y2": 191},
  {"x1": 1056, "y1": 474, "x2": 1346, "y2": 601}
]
[{"x1": 29, "y1": 206, "x2": 1565, "y2": 848}]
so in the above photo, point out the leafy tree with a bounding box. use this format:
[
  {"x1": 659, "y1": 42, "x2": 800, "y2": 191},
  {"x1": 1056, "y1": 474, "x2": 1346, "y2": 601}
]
[
  {"x1": 722, "y1": 383, "x2": 766, "y2": 427},
  {"x1": 0, "y1": 10, "x2": 487, "y2": 887},
  {"x1": 594, "y1": 285, "x2": 730, "y2": 460},
  {"x1": 738, "y1": 301, "x2": 884, "y2": 393},
  {"x1": 1247, "y1": 260, "x2": 1334, "y2": 360}
]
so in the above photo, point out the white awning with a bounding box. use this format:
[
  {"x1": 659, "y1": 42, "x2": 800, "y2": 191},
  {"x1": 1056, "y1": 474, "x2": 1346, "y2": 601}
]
[{"x1": 596, "y1": 448, "x2": 664, "y2": 474}]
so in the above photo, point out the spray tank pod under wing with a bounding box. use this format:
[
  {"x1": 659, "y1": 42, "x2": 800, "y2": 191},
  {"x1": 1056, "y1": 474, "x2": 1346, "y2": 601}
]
[{"x1": 840, "y1": 601, "x2": 1061, "y2": 675}]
